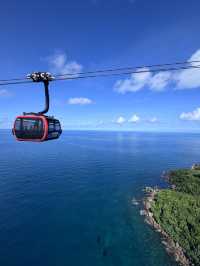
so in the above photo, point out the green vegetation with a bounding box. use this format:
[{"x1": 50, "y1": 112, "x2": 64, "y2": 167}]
[
  {"x1": 151, "y1": 168, "x2": 200, "y2": 265},
  {"x1": 169, "y1": 169, "x2": 200, "y2": 195}
]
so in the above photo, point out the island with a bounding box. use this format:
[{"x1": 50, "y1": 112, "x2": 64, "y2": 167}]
[{"x1": 141, "y1": 164, "x2": 200, "y2": 266}]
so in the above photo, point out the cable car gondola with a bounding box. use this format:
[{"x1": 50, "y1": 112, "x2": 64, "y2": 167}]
[{"x1": 12, "y1": 72, "x2": 62, "y2": 142}]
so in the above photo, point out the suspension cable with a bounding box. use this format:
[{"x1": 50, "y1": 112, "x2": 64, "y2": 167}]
[{"x1": 0, "y1": 61, "x2": 199, "y2": 86}]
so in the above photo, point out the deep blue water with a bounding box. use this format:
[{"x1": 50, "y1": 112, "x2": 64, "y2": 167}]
[{"x1": 1, "y1": 130, "x2": 200, "y2": 266}]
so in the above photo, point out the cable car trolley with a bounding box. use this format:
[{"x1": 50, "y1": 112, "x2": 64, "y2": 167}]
[{"x1": 12, "y1": 72, "x2": 62, "y2": 142}]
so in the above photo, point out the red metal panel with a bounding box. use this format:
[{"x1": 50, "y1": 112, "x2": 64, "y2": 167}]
[{"x1": 13, "y1": 115, "x2": 48, "y2": 142}]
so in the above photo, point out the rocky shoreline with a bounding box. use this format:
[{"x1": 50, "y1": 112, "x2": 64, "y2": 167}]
[{"x1": 140, "y1": 187, "x2": 190, "y2": 266}]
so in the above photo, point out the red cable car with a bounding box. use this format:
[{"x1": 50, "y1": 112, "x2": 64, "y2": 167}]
[{"x1": 12, "y1": 72, "x2": 62, "y2": 142}]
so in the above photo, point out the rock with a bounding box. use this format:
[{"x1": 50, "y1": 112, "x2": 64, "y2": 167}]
[
  {"x1": 162, "y1": 240, "x2": 167, "y2": 245},
  {"x1": 175, "y1": 242, "x2": 179, "y2": 248},
  {"x1": 145, "y1": 201, "x2": 151, "y2": 210},
  {"x1": 140, "y1": 210, "x2": 147, "y2": 216},
  {"x1": 148, "y1": 212, "x2": 153, "y2": 218},
  {"x1": 144, "y1": 187, "x2": 154, "y2": 193},
  {"x1": 145, "y1": 218, "x2": 152, "y2": 225},
  {"x1": 191, "y1": 163, "x2": 200, "y2": 170}
]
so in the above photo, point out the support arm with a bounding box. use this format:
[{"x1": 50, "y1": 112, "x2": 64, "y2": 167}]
[
  {"x1": 38, "y1": 80, "x2": 49, "y2": 115},
  {"x1": 24, "y1": 72, "x2": 53, "y2": 116}
]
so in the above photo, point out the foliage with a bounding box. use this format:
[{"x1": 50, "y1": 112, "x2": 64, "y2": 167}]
[
  {"x1": 151, "y1": 168, "x2": 200, "y2": 265},
  {"x1": 169, "y1": 169, "x2": 200, "y2": 195}
]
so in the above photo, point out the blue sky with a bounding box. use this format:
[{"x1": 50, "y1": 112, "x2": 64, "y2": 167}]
[{"x1": 1, "y1": 0, "x2": 200, "y2": 131}]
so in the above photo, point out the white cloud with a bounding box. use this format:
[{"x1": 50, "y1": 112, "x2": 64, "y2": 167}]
[
  {"x1": 114, "y1": 68, "x2": 151, "y2": 94},
  {"x1": 149, "y1": 72, "x2": 171, "y2": 91},
  {"x1": 68, "y1": 97, "x2": 93, "y2": 105},
  {"x1": 129, "y1": 114, "x2": 140, "y2": 123},
  {"x1": 176, "y1": 68, "x2": 200, "y2": 89},
  {"x1": 189, "y1": 49, "x2": 200, "y2": 66},
  {"x1": 180, "y1": 107, "x2": 200, "y2": 121},
  {"x1": 115, "y1": 116, "x2": 126, "y2": 125},
  {"x1": 114, "y1": 49, "x2": 200, "y2": 93},
  {"x1": 175, "y1": 50, "x2": 200, "y2": 89},
  {"x1": 148, "y1": 117, "x2": 158, "y2": 123},
  {"x1": 112, "y1": 114, "x2": 159, "y2": 126},
  {"x1": 114, "y1": 68, "x2": 172, "y2": 93},
  {"x1": 0, "y1": 89, "x2": 12, "y2": 97},
  {"x1": 48, "y1": 52, "x2": 83, "y2": 75}
]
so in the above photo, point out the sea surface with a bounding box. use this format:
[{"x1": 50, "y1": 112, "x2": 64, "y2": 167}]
[{"x1": 0, "y1": 130, "x2": 200, "y2": 266}]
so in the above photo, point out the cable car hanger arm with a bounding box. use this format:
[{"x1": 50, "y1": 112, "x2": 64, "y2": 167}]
[
  {"x1": 38, "y1": 79, "x2": 49, "y2": 115},
  {"x1": 23, "y1": 72, "x2": 53, "y2": 116}
]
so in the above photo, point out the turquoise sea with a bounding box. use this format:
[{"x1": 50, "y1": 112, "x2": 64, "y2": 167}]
[{"x1": 1, "y1": 130, "x2": 200, "y2": 266}]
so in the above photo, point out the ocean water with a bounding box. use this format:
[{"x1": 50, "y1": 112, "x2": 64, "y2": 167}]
[{"x1": 0, "y1": 130, "x2": 200, "y2": 266}]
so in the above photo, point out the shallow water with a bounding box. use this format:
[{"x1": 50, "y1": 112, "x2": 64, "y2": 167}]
[{"x1": 1, "y1": 130, "x2": 200, "y2": 266}]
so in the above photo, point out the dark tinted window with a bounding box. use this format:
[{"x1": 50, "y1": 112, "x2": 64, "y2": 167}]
[
  {"x1": 15, "y1": 118, "x2": 44, "y2": 139},
  {"x1": 48, "y1": 120, "x2": 55, "y2": 132},
  {"x1": 15, "y1": 118, "x2": 21, "y2": 130},
  {"x1": 22, "y1": 119, "x2": 43, "y2": 131},
  {"x1": 55, "y1": 122, "x2": 61, "y2": 131}
]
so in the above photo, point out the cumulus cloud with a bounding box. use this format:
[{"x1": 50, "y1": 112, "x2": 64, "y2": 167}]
[
  {"x1": 149, "y1": 72, "x2": 171, "y2": 91},
  {"x1": 68, "y1": 97, "x2": 93, "y2": 105},
  {"x1": 175, "y1": 50, "x2": 200, "y2": 89},
  {"x1": 114, "y1": 67, "x2": 172, "y2": 93},
  {"x1": 114, "y1": 49, "x2": 200, "y2": 93},
  {"x1": 180, "y1": 107, "x2": 200, "y2": 121},
  {"x1": 114, "y1": 68, "x2": 152, "y2": 94},
  {"x1": 48, "y1": 52, "x2": 83, "y2": 75},
  {"x1": 129, "y1": 114, "x2": 140, "y2": 123},
  {"x1": 115, "y1": 116, "x2": 126, "y2": 125},
  {"x1": 113, "y1": 114, "x2": 159, "y2": 125}
]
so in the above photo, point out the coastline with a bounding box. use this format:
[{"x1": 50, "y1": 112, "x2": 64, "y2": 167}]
[
  {"x1": 141, "y1": 187, "x2": 190, "y2": 266},
  {"x1": 138, "y1": 164, "x2": 200, "y2": 265}
]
